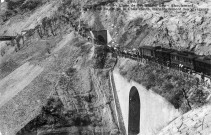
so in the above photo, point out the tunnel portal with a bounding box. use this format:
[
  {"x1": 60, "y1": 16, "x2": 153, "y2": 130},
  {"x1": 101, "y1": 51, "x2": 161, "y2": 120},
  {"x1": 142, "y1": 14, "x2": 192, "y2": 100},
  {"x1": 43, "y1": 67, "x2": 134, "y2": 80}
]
[{"x1": 97, "y1": 35, "x2": 106, "y2": 45}]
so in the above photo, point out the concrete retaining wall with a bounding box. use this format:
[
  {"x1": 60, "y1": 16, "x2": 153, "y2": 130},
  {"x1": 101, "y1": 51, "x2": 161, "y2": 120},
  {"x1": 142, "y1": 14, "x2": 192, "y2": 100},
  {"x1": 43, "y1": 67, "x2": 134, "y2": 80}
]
[{"x1": 109, "y1": 71, "x2": 126, "y2": 135}]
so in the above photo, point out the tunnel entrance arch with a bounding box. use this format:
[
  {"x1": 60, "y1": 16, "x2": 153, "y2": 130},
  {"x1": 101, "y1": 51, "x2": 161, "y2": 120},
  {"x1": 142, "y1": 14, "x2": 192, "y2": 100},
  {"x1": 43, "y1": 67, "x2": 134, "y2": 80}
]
[
  {"x1": 128, "y1": 86, "x2": 140, "y2": 135},
  {"x1": 97, "y1": 35, "x2": 106, "y2": 45}
]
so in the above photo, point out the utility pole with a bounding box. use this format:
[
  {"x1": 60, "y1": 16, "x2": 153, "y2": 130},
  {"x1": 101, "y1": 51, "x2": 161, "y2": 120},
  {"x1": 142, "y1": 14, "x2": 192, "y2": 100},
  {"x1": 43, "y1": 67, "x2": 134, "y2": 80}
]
[
  {"x1": 78, "y1": 0, "x2": 81, "y2": 33},
  {"x1": 78, "y1": 0, "x2": 84, "y2": 33}
]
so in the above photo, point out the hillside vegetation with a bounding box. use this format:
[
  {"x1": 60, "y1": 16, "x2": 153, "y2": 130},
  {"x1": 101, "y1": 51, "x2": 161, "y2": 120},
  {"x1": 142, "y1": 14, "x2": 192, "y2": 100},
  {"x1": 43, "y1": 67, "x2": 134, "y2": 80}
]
[
  {"x1": 0, "y1": 0, "x2": 211, "y2": 134},
  {"x1": 118, "y1": 58, "x2": 210, "y2": 113}
]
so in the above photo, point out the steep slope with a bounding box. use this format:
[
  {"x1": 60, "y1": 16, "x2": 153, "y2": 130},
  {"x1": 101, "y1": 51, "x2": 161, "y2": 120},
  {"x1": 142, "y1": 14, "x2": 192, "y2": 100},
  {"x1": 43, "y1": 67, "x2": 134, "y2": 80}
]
[
  {"x1": 82, "y1": 0, "x2": 211, "y2": 55},
  {"x1": 158, "y1": 104, "x2": 211, "y2": 135},
  {"x1": 77, "y1": 0, "x2": 211, "y2": 111},
  {"x1": 0, "y1": 0, "x2": 211, "y2": 134}
]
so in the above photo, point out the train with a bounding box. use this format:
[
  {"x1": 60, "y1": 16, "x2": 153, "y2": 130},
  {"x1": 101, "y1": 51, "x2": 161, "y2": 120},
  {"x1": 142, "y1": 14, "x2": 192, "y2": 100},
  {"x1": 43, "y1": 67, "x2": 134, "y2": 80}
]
[
  {"x1": 73, "y1": 27, "x2": 211, "y2": 80},
  {"x1": 106, "y1": 45, "x2": 211, "y2": 78}
]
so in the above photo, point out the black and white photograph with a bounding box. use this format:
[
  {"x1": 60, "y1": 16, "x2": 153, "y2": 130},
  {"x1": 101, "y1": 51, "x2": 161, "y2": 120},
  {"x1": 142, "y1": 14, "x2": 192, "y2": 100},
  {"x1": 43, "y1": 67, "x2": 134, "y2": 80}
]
[{"x1": 0, "y1": 0, "x2": 211, "y2": 135}]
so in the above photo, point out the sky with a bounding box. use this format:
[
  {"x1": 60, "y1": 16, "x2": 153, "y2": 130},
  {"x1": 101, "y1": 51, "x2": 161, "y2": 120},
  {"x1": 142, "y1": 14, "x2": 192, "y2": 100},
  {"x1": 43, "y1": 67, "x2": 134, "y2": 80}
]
[{"x1": 1, "y1": 0, "x2": 4, "y2": 3}]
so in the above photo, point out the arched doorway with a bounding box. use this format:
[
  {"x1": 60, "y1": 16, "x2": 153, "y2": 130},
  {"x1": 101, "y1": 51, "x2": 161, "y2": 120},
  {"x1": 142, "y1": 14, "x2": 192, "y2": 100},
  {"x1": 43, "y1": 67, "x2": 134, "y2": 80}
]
[{"x1": 128, "y1": 86, "x2": 140, "y2": 135}]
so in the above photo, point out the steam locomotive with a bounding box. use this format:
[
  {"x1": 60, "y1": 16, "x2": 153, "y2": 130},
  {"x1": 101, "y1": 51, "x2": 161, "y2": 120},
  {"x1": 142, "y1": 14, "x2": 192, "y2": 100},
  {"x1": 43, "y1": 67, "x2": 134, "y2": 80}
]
[{"x1": 107, "y1": 45, "x2": 211, "y2": 78}]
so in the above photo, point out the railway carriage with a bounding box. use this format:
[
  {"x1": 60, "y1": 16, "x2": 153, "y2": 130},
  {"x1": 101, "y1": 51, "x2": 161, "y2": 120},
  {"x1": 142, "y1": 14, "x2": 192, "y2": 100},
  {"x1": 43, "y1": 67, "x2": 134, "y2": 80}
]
[
  {"x1": 194, "y1": 56, "x2": 211, "y2": 76},
  {"x1": 139, "y1": 46, "x2": 157, "y2": 61},
  {"x1": 155, "y1": 48, "x2": 174, "y2": 67},
  {"x1": 170, "y1": 51, "x2": 197, "y2": 71},
  {"x1": 105, "y1": 42, "x2": 211, "y2": 80}
]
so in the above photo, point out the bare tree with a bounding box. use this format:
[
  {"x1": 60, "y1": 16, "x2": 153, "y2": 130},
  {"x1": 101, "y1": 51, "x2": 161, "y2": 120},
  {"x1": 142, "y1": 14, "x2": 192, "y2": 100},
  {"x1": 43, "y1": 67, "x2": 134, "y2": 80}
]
[
  {"x1": 1, "y1": 48, "x2": 6, "y2": 57},
  {"x1": 78, "y1": 0, "x2": 88, "y2": 33},
  {"x1": 14, "y1": 32, "x2": 24, "y2": 51}
]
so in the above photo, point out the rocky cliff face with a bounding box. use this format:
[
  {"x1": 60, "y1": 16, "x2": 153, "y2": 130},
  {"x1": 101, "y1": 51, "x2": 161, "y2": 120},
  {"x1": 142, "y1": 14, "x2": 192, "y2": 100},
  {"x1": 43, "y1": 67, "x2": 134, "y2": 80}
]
[
  {"x1": 3, "y1": 26, "x2": 119, "y2": 135},
  {"x1": 0, "y1": 1, "x2": 7, "y2": 12},
  {"x1": 158, "y1": 104, "x2": 211, "y2": 135},
  {"x1": 83, "y1": 0, "x2": 211, "y2": 55},
  {"x1": 0, "y1": 0, "x2": 211, "y2": 134},
  {"x1": 111, "y1": 0, "x2": 211, "y2": 55},
  {"x1": 2, "y1": 0, "x2": 211, "y2": 56}
]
